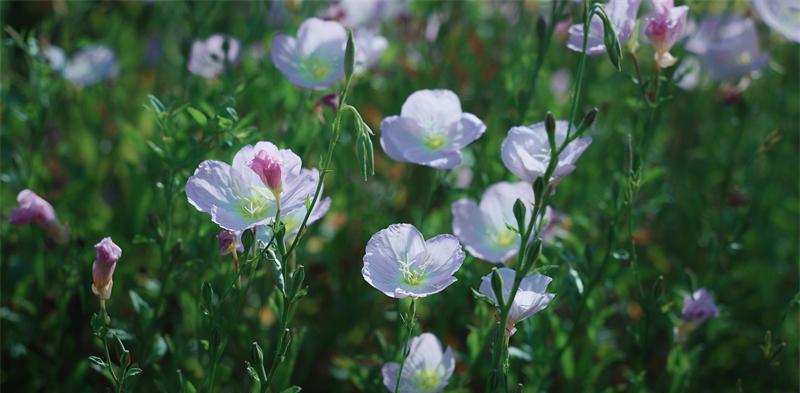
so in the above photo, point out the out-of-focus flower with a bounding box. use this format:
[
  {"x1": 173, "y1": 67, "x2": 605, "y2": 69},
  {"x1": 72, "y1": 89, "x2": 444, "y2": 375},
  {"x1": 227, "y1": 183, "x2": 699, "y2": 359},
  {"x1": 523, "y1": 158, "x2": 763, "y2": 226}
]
[
  {"x1": 362, "y1": 223, "x2": 464, "y2": 298},
  {"x1": 188, "y1": 34, "x2": 241, "y2": 79},
  {"x1": 92, "y1": 237, "x2": 122, "y2": 300},
  {"x1": 271, "y1": 17, "x2": 347, "y2": 89},
  {"x1": 681, "y1": 288, "x2": 720, "y2": 322},
  {"x1": 380, "y1": 90, "x2": 486, "y2": 169},
  {"x1": 9, "y1": 189, "x2": 67, "y2": 244},
  {"x1": 751, "y1": 0, "x2": 800, "y2": 42},
  {"x1": 479, "y1": 267, "x2": 555, "y2": 336},
  {"x1": 643, "y1": 0, "x2": 689, "y2": 68},
  {"x1": 446, "y1": 150, "x2": 474, "y2": 190},
  {"x1": 550, "y1": 69, "x2": 572, "y2": 99},
  {"x1": 568, "y1": 0, "x2": 642, "y2": 55},
  {"x1": 451, "y1": 182, "x2": 536, "y2": 264},
  {"x1": 686, "y1": 15, "x2": 769, "y2": 81},
  {"x1": 540, "y1": 208, "x2": 571, "y2": 241},
  {"x1": 217, "y1": 230, "x2": 238, "y2": 255},
  {"x1": 381, "y1": 333, "x2": 455, "y2": 393},
  {"x1": 501, "y1": 121, "x2": 592, "y2": 183},
  {"x1": 354, "y1": 29, "x2": 388, "y2": 72},
  {"x1": 43, "y1": 45, "x2": 66, "y2": 70},
  {"x1": 674, "y1": 56, "x2": 703, "y2": 90},
  {"x1": 61, "y1": 45, "x2": 119, "y2": 85},
  {"x1": 675, "y1": 288, "x2": 719, "y2": 340},
  {"x1": 328, "y1": 0, "x2": 409, "y2": 28},
  {"x1": 185, "y1": 141, "x2": 317, "y2": 231}
]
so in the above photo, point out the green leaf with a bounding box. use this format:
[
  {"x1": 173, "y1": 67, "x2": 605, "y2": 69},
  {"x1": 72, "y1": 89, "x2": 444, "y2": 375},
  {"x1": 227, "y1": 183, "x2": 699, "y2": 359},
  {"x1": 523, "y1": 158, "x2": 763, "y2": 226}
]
[
  {"x1": 129, "y1": 290, "x2": 153, "y2": 320},
  {"x1": 279, "y1": 387, "x2": 302, "y2": 393},
  {"x1": 147, "y1": 94, "x2": 165, "y2": 113},
  {"x1": 186, "y1": 107, "x2": 207, "y2": 126}
]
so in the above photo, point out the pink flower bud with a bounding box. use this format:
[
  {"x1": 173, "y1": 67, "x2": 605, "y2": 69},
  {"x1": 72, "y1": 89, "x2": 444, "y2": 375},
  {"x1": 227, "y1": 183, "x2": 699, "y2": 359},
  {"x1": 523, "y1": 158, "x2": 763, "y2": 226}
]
[
  {"x1": 217, "y1": 230, "x2": 237, "y2": 255},
  {"x1": 249, "y1": 149, "x2": 282, "y2": 194},
  {"x1": 644, "y1": 0, "x2": 688, "y2": 68},
  {"x1": 9, "y1": 189, "x2": 68, "y2": 244},
  {"x1": 92, "y1": 237, "x2": 121, "y2": 300}
]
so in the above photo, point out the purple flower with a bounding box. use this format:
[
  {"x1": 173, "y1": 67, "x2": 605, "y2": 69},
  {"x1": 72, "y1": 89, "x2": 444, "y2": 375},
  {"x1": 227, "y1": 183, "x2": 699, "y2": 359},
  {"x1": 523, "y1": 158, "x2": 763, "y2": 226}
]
[
  {"x1": 92, "y1": 237, "x2": 122, "y2": 300},
  {"x1": 188, "y1": 34, "x2": 241, "y2": 79},
  {"x1": 479, "y1": 268, "x2": 555, "y2": 336},
  {"x1": 643, "y1": 0, "x2": 689, "y2": 68},
  {"x1": 451, "y1": 182, "x2": 536, "y2": 264},
  {"x1": 185, "y1": 141, "x2": 318, "y2": 231},
  {"x1": 43, "y1": 45, "x2": 66, "y2": 70},
  {"x1": 61, "y1": 45, "x2": 119, "y2": 86},
  {"x1": 681, "y1": 288, "x2": 720, "y2": 323},
  {"x1": 380, "y1": 90, "x2": 486, "y2": 169},
  {"x1": 500, "y1": 120, "x2": 592, "y2": 182},
  {"x1": 381, "y1": 333, "x2": 455, "y2": 393},
  {"x1": 686, "y1": 15, "x2": 769, "y2": 81},
  {"x1": 362, "y1": 224, "x2": 464, "y2": 298},
  {"x1": 271, "y1": 17, "x2": 347, "y2": 89},
  {"x1": 751, "y1": 0, "x2": 800, "y2": 42},
  {"x1": 567, "y1": 0, "x2": 642, "y2": 55},
  {"x1": 9, "y1": 189, "x2": 67, "y2": 244}
]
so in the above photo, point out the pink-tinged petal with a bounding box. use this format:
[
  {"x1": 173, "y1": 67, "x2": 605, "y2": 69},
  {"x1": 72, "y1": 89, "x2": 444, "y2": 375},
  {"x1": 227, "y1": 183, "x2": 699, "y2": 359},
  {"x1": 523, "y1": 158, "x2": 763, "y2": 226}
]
[
  {"x1": 9, "y1": 189, "x2": 57, "y2": 225},
  {"x1": 400, "y1": 89, "x2": 462, "y2": 130},
  {"x1": 479, "y1": 181, "x2": 535, "y2": 232},
  {"x1": 445, "y1": 112, "x2": 486, "y2": 151},
  {"x1": 354, "y1": 28, "x2": 388, "y2": 72},
  {"x1": 566, "y1": 19, "x2": 608, "y2": 56},
  {"x1": 362, "y1": 224, "x2": 426, "y2": 298},
  {"x1": 189, "y1": 34, "x2": 241, "y2": 79},
  {"x1": 405, "y1": 333, "x2": 444, "y2": 370},
  {"x1": 280, "y1": 168, "x2": 319, "y2": 213},
  {"x1": 682, "y1": 287, "x2": 720, "y2": 322},
  {"x1": 501, "y1": 126, "x2": 549, "y2": 181}
]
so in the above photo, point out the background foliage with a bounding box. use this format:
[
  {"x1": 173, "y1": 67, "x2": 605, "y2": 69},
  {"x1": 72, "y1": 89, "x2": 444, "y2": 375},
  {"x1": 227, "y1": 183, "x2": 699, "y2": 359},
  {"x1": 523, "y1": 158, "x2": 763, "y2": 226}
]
[{"x1": 1, "y1": 1, "x2": 798, "y2": 392}]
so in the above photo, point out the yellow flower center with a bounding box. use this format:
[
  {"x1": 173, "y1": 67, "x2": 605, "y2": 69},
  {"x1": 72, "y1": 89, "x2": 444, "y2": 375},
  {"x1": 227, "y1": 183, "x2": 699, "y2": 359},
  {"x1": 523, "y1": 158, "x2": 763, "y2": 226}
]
[
  {"x1": 237, "y1": 188, "x2": 274, "y2": 220},
  {"x1": 301, "y1": 57, "x2": 331, "y2": 82},
  {"x1": 492, "y1": 228, "x2": 518, "y2": 248},
  {"x1": 413, "y1": 369, "x2": 441, "y2": 391},
  {"x1": 737, "y1": 51, "x2": 752, "y2": 65},
  {"x1": 422, "y1": 133, "x2": 447, "y2": 150}
]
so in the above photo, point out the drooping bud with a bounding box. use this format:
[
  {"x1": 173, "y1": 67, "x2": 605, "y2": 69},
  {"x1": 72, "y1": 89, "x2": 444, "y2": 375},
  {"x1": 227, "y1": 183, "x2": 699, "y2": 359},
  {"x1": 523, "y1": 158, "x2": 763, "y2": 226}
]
[
  {"x1": 92, "y1": 237, "x2": 122, "y2": 300},
  {"x1": 217, "y1": 230, "x2": 237, "y2": 255},
  {"x1": 9, "y1": 189, "x2": 68, "y2": 244},
  {"x1": 249, "y1": 150, "x2": 282, "y2": 194}
]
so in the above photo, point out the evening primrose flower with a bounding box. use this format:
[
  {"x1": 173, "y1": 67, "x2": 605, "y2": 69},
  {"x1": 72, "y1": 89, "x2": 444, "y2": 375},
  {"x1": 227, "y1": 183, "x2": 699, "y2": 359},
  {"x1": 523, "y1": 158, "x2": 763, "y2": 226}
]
[
  {"x1": 380, "y1": 90, "x2": 486, "y2": 169},
  {"x1": 686, "y1": 15, "x2": 769, "y2": 82},
  {"x1": 271, "y1": 17, "x2": 347, "y2": 89},
  {"x1": 567, "y1": 0, "x2": 642, "y2": 55},
  {"x1": 362, "y1": 224, "x2": 464, "y2": 298},
  {"x1": 329, "y1": 0, "x2": 409, "y2": 28},
  {"x1": 92, "y1": 237, "x2": 122, "y2": 301},
  {"x1": 479, "y1": 268, "x2": 555, "y2": 336},
  {"x1": 61, "y1": 45, "x2": 119, "y2": 86},
  {"x1": 381, "y1": 333, "x2": 455, "y2": 393},
  {"x1": 451, "y1": 182, "x2": 536, "y2": 264},
  {"x1": 643, "y1": 0, "x2": 689, "y2": 68},
  {"x1": 185, "y1": 141, "x2": 317, "y2": 231},
  {"x1": 675, "y1": 288, "x2": 719, "y2": 340},
  {"x1": 354, "y1": 29, "x2": 388, "y2": 72},
  {"x1": 751, "y1": 0, "x2": 800, "y2": 42},
  {"x1": 500, "y1": 121, "x2": 592, "y2": 183},
  {"x1": 188, "y1": 34, "x2": 241, "y2": 79},
  {"x1": 9, "y1": 189, "x2": 68, "y2": 244}
]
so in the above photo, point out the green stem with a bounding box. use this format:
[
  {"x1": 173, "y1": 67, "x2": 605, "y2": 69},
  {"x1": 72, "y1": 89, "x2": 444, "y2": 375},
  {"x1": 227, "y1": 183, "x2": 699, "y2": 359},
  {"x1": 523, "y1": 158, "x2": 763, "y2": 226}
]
[{"x1": 394, "y1": 298, "x2": 417, "y2": 392}]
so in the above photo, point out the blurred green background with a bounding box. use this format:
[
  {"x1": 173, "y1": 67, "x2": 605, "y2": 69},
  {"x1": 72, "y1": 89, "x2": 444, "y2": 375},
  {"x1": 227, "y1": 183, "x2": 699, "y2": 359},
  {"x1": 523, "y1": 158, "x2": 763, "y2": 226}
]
[{"x1": 1, "y1": 1, "x2": 797, "y2": 392}]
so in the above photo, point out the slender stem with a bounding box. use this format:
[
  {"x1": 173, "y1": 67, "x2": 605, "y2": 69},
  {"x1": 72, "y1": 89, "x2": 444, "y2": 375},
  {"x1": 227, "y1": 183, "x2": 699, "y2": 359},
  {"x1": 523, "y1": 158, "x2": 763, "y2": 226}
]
[
  {"x1": 489, "y1": 1, "x2": 593, "y2": 390},
  {"x1": 394, "y1": 298, "x2": 417, "y2": 392}
]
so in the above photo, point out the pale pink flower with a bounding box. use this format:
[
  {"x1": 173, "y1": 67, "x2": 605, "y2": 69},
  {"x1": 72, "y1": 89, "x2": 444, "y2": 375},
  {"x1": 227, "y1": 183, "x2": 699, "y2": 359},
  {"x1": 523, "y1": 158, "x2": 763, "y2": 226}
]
[{"x1": 92, "y1": 237, "x2": 122, "y2": 300}]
